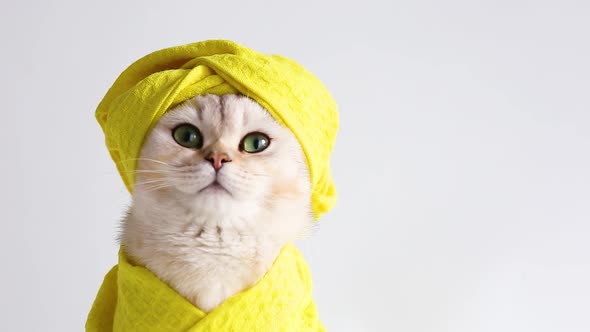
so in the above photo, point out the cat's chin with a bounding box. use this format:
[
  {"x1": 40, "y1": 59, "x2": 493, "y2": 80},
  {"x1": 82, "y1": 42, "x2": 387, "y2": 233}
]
[
  {"x1": 198, "y1": 181, "x2": 232, "y2": 196},
  {"x1": 187, "y1": 186, "x2": 238, "y2": 210}
]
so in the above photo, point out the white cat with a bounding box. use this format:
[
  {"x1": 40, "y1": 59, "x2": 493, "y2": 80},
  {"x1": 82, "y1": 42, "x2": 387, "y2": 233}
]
[{"x1": 121, "y1": 94, "x2": 314, "y2": 312}]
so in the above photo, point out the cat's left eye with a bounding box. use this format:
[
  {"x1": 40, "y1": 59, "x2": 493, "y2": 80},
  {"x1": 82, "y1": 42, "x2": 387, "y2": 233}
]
[{"x1": 240, "y1": 132, "x2": 270, "y2": 153}]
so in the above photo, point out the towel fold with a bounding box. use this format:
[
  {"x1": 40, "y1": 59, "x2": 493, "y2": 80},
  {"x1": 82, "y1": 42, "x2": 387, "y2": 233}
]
[{"x1": 86, "y1": 244, "x2": 326, "y2": 332}]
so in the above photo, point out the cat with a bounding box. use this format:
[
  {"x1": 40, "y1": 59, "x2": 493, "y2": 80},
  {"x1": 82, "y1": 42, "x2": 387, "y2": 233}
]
[{"x1": 121, "y1": 94, "x2": 314, "y2": 312}]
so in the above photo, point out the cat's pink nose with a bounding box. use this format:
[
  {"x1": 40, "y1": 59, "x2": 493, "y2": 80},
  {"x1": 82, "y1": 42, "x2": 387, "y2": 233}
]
[{"x1": 205, "y1": 151, "x2": 231, "y2": 170}]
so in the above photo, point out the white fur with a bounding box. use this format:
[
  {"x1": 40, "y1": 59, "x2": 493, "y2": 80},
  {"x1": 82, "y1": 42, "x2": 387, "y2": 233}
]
[{"x1": 121, "y1": 94, "x2": 313, "y2": 312}]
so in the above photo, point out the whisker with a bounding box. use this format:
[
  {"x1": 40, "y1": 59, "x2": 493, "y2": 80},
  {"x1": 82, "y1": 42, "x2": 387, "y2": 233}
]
[
  {"x1": 140, "y1": 183, "x2": 174, "y2": 193},
  {"x1": 123, "y1": 169, "x2": 179, "y2": 174},
  {"x1": 233, "y1": 170, "x2": 272, "y2": 179},
  {"x1": 116, "y1": 158, "x2": 174, "y2": 167},
  {"x1": 135, "y1": 179, "x2": 168, "y2": 186}
]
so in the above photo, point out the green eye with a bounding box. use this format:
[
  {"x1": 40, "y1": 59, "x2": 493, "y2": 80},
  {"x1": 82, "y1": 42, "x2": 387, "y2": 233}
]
[
  {"x1": 240, "y1": 132, "x2": 270, "y2": 153},
  {"x1": 172, "y1": 124, "x2": 203, "y2": 149}
]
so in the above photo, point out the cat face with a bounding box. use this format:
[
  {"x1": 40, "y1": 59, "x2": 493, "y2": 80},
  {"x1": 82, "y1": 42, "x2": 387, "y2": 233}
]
[{"x1": 135, "y1": 94, "x2": 311, "y2": 222}]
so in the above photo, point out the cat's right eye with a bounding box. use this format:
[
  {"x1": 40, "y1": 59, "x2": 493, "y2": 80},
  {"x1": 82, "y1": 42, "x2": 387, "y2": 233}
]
[{"x1": 172, "y1": 124, "x2": 203, "y2": 149}]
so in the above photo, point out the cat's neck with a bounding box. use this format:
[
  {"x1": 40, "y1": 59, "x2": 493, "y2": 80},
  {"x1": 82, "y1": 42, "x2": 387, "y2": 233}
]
[{"x1": 120, "y1": 191, "x2": 286, "y2": 312}]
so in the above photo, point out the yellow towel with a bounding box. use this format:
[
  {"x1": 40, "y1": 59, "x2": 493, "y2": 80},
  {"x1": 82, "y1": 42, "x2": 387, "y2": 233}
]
[
  {"x1": 96, "y1": 39, "x2": 338, "y2": 219},
  {"x1": 86, "y1": 244, "x2": 326, "y2": 332}
]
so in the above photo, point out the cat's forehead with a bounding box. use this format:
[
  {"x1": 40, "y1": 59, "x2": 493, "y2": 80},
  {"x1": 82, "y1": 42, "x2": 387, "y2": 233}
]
[{"x1": 161, "y1": 94, "x2": 274, "y2": 131}]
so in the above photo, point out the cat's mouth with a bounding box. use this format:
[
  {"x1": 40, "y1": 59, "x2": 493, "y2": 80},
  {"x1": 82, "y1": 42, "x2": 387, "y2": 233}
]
[{"x1": 198, "y1": 180, "x2": 232, "y2": 196}]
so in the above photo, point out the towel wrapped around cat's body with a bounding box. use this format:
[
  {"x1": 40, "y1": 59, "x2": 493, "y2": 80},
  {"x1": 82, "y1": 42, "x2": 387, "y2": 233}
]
[
  {"x1": 87, "y1": 40, "x2": 338, "y2": 331},
  {"x1": 87, "y1": 244, "x2": 325, "y2": 331}
]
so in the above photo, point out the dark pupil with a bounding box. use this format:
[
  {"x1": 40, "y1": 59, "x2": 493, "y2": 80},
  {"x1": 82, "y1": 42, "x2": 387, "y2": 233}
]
[
  {"x1": 253, "y1": 137, "x2": 263, "y2": 149},
  {"x1": 182, "y1": 130, "x2": 196, "y2": 143}
]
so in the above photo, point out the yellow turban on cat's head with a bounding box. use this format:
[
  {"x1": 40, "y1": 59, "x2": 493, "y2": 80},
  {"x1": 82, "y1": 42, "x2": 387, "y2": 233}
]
[{"x1": 96, "y1": 40, "x2": 338, "y2": 219}]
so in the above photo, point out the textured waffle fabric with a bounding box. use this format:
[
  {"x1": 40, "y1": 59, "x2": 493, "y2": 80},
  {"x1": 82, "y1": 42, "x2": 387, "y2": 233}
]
[{"x1": 86, "y1": 244, "x2": 326, "y2": 331}]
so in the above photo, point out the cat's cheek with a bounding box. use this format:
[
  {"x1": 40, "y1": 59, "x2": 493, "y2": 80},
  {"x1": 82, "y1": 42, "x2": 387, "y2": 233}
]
[
  {"x1": 270, "y1": 178, "x2": 305, "y2": 201},
  {"x1": 268, "y1": 157, "x2": 299, "y2": 181},
  {"x1": 159, "y1": 145, "x2": 197, "y2": 164}
]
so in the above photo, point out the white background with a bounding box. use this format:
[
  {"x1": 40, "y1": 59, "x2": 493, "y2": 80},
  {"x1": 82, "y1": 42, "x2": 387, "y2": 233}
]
[{"x1": 1, "y1": 0, "x2": 589, "y2": 331}]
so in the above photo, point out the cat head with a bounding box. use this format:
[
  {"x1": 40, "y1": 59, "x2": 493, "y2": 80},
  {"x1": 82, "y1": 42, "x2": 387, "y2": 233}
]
[{"x1": 133, "y1": 94, "x2": 313, "y2": 236}]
